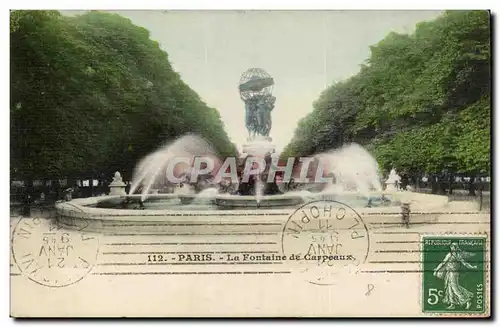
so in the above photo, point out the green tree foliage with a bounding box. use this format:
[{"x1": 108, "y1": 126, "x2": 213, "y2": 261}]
[
  {"x1": 11, "y1": 10, "x2": 237, "y2": 180},
  {"x1": 283, "y1": 10, "x2": 490, "y2": 176}
]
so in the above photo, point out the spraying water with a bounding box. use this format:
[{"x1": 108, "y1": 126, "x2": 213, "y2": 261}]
[
  {"x1": 129, "y1": 134, "x2": 219, "y2": 201},
  {"x1": 129, "y1": 134, "x2": 383, "y2": 204},
  {"x1": 285, "y1": 190, "x2": 315, "y2": 202},
  {"x1": 255, "y1": 176, "x2": 264, "y2": 204},
  {"x1": 192, "y1": 187, "x2": 219, "y2": 205},
  {"x1": 173, "y1": 183, "x2": 195, "y2": 195},
  {"x1": 317, "y1": 143, "x2": 382, "y2": 197}
]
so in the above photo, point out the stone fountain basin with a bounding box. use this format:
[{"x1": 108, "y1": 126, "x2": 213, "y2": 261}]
[
  {"x1": 94, "y1": 193, "x2": 181, "y2": 209},
  {"x1": 53, "y1": 191, "x2": 457, "y2": 234},
  {"x1": 178, "y1": 193, "x2": 301, "y2": 207},
  {"x1": 178, "y1": 194, "x2": 217, "y2": 205},
  {"x1": 214, "y1": 194, "x2": 305, "y2": 208}
]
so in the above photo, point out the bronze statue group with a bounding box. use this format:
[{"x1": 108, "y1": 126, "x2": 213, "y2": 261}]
[{"x1": 244, "y1": 94, "x2": 275, "y2": 139}]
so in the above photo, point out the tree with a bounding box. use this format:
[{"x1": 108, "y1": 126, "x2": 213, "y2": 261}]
[
  {"x1": 10, "y1": 10, "x2": 237, "y2": 182},
  {"x1": 283, "y1": 10, "x2": 491, "y2": 183}
]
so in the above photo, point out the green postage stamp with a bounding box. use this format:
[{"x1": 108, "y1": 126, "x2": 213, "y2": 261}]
[{"x1": 422, "y1": 237, "x2": 487, "y2": 314}]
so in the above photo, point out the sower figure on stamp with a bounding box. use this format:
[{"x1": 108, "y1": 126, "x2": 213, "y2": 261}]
[{"x1": 433, "y1": 243, "x2": 477, "y2": 309}]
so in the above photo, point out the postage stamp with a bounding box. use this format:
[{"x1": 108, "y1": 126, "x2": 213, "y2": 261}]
[
  {"x1": 11, "y1": 206, "x2": 100, "y2": 288},
  {"x1": 282, "y1": 200, "x2": 370, "y2": 285},
  {"x1": 422, "y1": 236, "x2": 486, "y2": 314}
]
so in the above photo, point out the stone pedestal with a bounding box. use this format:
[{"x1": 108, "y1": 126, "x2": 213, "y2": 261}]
[
  {"x1": 241, "y1": 136, "x2": 276, "y2": 157},
  {"x1": 109, "y1": 171, "x2": 126, "y2": 196}
]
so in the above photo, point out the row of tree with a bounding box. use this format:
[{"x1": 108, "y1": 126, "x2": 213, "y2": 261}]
[
  {"x1": 282, "y1": 11, "x2": 491, "y2": 187},
  {"x1": 10, "y1": 10, "x2": 237, "y2": 183}
]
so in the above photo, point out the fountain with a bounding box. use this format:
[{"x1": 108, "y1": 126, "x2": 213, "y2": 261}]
[
  {"x1": 128, "y1": 134, "x2": 219, "y2": 201},
  {"x1": 54, "y1": 144, "x2": 451, "y2": 230},
  {"x1": 55, "y1": 68, "x2": 455, "y2": 231}
]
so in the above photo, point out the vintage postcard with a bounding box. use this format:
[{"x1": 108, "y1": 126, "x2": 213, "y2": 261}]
[{"x1": 10, "y1": 9, "x2": 491, "y2": 317}]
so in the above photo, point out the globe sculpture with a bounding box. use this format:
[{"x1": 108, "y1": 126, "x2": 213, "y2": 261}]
[{"x1": 239, "y1": 68, "x2": 276, "y2": 140}]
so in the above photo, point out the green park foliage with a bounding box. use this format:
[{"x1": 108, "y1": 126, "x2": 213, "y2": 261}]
[
  {"x1": 282, "y1": 11, "x2": 491, "y2": 176},
  {"x1": 10, "y1": 10, "x2": 237, "y2": 180}
]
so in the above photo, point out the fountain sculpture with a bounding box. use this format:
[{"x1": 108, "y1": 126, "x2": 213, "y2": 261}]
[
  {"x1": 239, "y1": 68, "x2": 277, "y2": 157},
  {"x1": 109, "y1": 171, "x2": 126, "y2": 196},
  {"x1": 385, "y1": 168, "x2": 401, "y2": 192},
  {"x1": 55, "y1": 68, "x2": 455, "y2": 231}
]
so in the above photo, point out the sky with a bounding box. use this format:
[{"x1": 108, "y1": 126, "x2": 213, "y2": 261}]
[{"x1": 67, "y1": 10, "x2": 443, "y2": 152}]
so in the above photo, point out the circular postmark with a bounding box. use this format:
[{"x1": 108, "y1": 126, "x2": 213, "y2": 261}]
[
  {"x1": 11, "y1": 203, "x2": 100, "y2": 287},
  {"x1": 281, "y1": 200, "x2": 370, "y2": 285}
]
